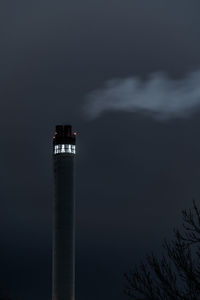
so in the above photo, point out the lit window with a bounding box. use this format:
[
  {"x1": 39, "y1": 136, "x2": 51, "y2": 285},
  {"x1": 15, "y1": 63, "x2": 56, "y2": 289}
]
[
  {"x1": 71, "y1": 145, "x2": 75, "y2": 154},
  {"x1": 61, "y1": 145, "x2": 65, "y2": 153}
]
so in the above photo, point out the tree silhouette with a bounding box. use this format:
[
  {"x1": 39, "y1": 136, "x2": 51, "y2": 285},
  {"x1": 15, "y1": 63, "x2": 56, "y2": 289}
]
[{"x1": 124, "y1": 201, "x2": 200, "y2": 300}]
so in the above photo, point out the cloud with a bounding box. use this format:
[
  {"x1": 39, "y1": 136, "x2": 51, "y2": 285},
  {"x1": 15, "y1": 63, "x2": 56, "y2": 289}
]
[{"x1": 86, "y1": 71, "x2": 200, "y2": 120}]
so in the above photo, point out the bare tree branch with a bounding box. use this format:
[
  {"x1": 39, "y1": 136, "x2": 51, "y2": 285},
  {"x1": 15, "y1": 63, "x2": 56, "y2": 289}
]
[{"x1": 124, "y1": 200, "x2": 200, "y2": 300}]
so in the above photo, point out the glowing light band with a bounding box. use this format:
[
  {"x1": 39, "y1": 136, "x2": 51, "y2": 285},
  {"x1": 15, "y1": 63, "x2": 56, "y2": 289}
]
[{"x1": 54, "y1": 144, "x2": 76, "y2": 155}]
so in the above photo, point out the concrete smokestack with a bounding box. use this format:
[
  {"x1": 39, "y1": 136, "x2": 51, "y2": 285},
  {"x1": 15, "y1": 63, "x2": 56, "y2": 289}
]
[{"x1": 52, "y1": 125, "x2": 76, "y2": 300}]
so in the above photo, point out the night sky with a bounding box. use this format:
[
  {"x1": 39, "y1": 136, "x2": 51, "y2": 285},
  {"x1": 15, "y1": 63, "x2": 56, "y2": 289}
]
[{"x1": 1, "y1": 1, "x2": 200, "y2": 300}]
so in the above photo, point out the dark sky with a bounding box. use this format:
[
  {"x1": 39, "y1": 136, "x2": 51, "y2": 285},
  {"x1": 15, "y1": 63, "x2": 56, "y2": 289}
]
[{"x1": 1, "y1": 1, "x2": 200, "y2": 299}]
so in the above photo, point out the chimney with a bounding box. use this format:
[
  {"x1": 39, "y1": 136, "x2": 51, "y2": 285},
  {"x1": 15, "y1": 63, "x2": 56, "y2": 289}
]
[{"x1": 52, "y1": 125, "x2": 76, "y2": 300}]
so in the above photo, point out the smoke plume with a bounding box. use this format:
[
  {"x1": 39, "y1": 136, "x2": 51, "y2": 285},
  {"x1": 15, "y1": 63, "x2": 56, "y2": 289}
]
[{"x1": 86, "y1": 71, "x2": 200, "y2": 120}]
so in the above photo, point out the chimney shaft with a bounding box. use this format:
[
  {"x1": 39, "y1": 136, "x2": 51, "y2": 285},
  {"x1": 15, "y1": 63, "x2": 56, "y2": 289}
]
[{"x1": 52, "y1": 125, "x2": 76, "y2": 300}]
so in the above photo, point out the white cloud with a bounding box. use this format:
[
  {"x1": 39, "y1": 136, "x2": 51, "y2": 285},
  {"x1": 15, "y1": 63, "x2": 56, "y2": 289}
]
[{"x1": 86, "y1": 71, "x2": 200, "y2": 120}]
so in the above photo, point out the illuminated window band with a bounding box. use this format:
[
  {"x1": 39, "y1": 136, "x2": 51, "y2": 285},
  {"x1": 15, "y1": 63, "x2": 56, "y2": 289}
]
[{"x1": 54, "y1": 144, "x2": 76, "y2": 155}]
